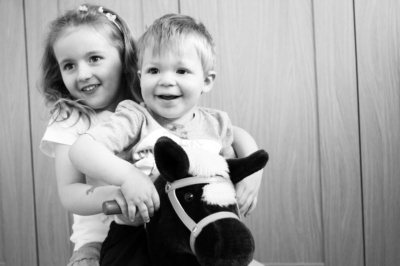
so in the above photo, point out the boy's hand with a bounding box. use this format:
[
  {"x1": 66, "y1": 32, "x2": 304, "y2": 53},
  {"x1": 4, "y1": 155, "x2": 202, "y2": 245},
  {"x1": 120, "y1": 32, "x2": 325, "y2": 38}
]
[
  {"x1": 235, "y1": 171, "x2": 262, "y2": 217},
  {"x1": 120, "y1": 173, "x2": 160, "y2": 223}
]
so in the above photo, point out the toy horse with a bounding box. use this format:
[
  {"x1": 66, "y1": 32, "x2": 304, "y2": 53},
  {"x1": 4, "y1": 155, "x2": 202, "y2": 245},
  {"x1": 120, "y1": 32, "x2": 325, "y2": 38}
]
[{"x1": 105, "y1": 136, "x2": 269, "y2": 266}]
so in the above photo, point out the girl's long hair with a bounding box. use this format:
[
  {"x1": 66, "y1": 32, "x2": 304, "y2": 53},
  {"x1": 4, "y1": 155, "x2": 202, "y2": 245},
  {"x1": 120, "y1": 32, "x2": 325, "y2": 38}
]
[{"x1": 40, "y1": 4, "x2": 142, "y2": 125}]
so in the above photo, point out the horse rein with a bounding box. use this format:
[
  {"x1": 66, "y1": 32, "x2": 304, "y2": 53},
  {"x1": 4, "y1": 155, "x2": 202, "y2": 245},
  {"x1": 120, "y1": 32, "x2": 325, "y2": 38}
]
[{"x1": 165, "y1": 176, "x2": 241, "y2": 255}]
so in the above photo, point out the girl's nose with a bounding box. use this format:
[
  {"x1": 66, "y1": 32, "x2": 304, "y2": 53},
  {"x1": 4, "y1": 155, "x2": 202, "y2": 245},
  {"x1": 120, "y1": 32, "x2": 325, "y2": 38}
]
[
  {"x1": 77, "y1": 64, "x2": 92, "y2": 81},
  {"x1": 158, "y1": 72, "x2": 176, "y2": 87}
]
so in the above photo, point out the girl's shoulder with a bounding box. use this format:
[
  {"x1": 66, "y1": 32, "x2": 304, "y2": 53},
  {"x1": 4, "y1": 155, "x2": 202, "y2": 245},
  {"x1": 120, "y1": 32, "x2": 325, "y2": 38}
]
[
  {"x1": 47, "y1": 109, "x2": 95, "y2": 133},
  {"x1": 40, "y1": 109, "x2": 100, "y2": 157}
]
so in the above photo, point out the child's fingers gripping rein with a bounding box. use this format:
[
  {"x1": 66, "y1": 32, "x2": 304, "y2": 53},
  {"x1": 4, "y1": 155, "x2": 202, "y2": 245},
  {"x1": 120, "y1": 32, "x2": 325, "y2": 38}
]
[
  {"x1": 120, "y1": 173, "x2": 160, "y2": 223},
  {"x1": 135, "y1": 186, "x2": 160, "y2": 223}
]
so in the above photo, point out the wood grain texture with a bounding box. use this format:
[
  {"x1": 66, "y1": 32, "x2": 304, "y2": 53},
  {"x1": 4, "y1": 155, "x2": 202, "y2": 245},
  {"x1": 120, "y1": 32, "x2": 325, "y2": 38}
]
[
  {"x1": 142, "y1": 0, "x2": 179, "y2": 30},
  {"x1": 313, "y1": 0, "x2": 364, "y2": 265},
  {"x1": 0, "y1": 0, "x2": 37, "y2": 265},
  {"x1": 182, "y1": 0, "x2": 322, "y2": 263},
  {"x1": 24, "y1": 0, "x2": 71, "y2": 265},
  {"x1": 355, "y1": 0, "x2": 400, "y2": 265}
]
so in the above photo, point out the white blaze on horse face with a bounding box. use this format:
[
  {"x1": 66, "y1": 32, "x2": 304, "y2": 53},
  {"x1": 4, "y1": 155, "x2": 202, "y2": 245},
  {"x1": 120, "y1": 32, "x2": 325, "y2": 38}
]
[
  {"x1": 184, "y1": 148, "x2": 229, "y2": 178},
  {"x1": 202, "y1": 182, "x2": 237, "y2": 206},
  {"x1": 184, "y1": 148, "x2": 236, "y2": 206}
]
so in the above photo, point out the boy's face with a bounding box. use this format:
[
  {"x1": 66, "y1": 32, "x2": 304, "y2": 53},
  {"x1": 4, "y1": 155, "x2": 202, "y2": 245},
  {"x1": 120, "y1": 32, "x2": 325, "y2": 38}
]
[
  {"x1": 138, "y1": 40, "x2": 215, "y2": 125},
  {"x1": 53, "y1": 26, "x2": 124, "y2": 112}
]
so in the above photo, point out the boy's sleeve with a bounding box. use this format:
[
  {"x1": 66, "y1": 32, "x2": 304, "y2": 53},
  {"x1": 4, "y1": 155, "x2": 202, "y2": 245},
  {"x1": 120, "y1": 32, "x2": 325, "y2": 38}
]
[
  {"x1": 213, "y1": 110, "x2": 236, "y2": 159},
  {"x1": 86, "y1": 100, "x2": 145, "y2": 154}
]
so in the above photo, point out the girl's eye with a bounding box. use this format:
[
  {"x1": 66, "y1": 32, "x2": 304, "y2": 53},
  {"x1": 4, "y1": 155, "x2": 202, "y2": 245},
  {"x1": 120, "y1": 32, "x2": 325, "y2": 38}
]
[
  {"x1": 148, "y1": 68, "x2": 159, "y2": 74},
  {"x1": 177, "y1": 69, "x2": 188, "y2": 75},
  {"x1": 63, "y1": 63, "x2": 74, "y2": 71},
  {"x1": 89, "y1": 56, "x2": 101, "y2": 63},
  {"x1": 184, "y1": 193, "x2": 194, "y2": 202}
]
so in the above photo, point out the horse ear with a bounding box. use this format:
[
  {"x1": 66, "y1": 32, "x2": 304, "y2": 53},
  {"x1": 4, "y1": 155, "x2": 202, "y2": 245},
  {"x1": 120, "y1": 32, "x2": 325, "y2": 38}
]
[
  {"x1": 227, "y1": 150, "x2": 269, "y2": 184},
  {"x1": 154, "y1": 137, "x2": 190, "y2": 182}
]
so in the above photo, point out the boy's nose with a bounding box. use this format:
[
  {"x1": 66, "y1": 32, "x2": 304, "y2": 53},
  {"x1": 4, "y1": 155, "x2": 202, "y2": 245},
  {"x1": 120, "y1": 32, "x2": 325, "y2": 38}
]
[
  {"x1": 158, "y1": 72, "x2": 176, "y2": 87},
  {"x1": 77, "y1": 64, "x2": 92, "y2": 81}
]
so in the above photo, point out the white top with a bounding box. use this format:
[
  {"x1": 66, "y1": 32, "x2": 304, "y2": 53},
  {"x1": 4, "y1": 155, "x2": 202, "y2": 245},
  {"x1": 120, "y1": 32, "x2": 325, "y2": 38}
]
[{"x1": 40, "y1": 110, "x2": 114, "y2": 251}]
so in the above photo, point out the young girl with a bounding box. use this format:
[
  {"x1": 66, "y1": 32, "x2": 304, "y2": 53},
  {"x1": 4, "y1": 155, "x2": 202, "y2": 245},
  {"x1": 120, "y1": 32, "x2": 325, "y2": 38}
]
[
  {"x1": 39, "y1": 4, "x2": 142, "y2": 265},
  {"x1": 69, "y1": 13, "x2": 264, "y2": 266}
]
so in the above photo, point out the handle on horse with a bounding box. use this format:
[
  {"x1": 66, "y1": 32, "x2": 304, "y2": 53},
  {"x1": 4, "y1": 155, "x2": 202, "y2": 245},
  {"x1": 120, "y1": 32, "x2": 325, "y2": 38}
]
[{"x1": 102, "y1": 200, "x2": 122, "y2": 215}]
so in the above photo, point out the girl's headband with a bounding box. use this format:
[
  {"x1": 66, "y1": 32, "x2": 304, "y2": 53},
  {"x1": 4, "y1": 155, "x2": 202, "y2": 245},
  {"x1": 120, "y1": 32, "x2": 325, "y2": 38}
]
[{"x1": 78, "y1": 5, "x2": 122, "y2": 32}]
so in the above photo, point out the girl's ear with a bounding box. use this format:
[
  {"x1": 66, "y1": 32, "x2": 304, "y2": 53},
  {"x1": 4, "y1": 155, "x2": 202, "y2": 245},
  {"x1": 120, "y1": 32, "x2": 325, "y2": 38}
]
[
  {"x1": 202, "y1": 71, "x2": 216, "y2": 93},
  {"x1": 137, "y1": 70, "x2": 142, "y2": 79}
]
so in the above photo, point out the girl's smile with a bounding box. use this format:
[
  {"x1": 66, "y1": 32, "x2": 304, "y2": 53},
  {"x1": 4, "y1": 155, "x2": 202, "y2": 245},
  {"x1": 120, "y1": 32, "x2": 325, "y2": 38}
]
[
  {"x1": 80, "y1": 84, "x2": 100, "y2": 93},
  {"x1": 53, "y1": 26, "x2": 124, "y2": 112}
]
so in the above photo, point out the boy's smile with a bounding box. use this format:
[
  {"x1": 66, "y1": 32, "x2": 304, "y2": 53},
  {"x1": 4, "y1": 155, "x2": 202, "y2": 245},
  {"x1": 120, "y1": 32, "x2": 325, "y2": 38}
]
[{"x1": 139, "y1": 38, "x2": 215, "y2": 125}]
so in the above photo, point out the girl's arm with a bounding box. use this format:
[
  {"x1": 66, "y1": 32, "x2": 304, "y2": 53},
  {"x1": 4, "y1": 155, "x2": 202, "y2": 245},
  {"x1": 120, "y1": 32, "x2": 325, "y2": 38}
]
[
  {"x1": 232, "y1": 126, "x2": 264, "y2": 217},
  {"x1": 69, "y1": 134, "x2": 160, "y2": 222},
  {"x1": 54, "y1": 143, "x2": 126, "y2": 216}
]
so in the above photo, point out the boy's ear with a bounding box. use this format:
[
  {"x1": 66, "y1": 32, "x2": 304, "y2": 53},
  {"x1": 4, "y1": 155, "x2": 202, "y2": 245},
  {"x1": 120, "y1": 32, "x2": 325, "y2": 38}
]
[{"x1": 202, "y1": 71, "x2": 216, "y2": 93}]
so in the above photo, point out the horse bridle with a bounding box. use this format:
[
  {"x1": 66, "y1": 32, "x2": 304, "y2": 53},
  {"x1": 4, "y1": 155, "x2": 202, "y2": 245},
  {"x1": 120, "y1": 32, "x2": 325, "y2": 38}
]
[{"x1": 165, "y1": 176, "x2": 241, "y2": 255}]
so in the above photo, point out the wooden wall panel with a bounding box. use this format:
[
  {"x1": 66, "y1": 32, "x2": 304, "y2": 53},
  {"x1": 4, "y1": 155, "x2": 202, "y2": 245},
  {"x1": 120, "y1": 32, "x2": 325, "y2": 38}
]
[
  {"x1": 313, "y1": 0, "x2": 364, "y2": 265},
  {"x1": 25, "y1": 0, "x2": 71, "y2": 264},
  {"x1": 355, "y1": 0, "x2": 400, "y2": 265},
  {"x1": 182, "y1": 0, "x2": 322, "y2": 264},
  {"x1": 0, "y1": 0, "x2": 37, "y2": 265},
  {"x1": 142, "y1": 0, "x2": 179, "y2": 29}
]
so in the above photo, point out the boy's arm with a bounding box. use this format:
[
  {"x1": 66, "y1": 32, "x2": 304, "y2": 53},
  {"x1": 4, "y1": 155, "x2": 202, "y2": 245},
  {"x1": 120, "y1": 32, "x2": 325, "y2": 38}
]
[
  {"x1": 54, "y1": 143, "x2": 126, "y2": 216},
  {"x1": 69, "y1": 134, "x2": 160, "y2": 222},
  {"x1": 232, "y1": 126, "x2": 264, "y2": 217}
]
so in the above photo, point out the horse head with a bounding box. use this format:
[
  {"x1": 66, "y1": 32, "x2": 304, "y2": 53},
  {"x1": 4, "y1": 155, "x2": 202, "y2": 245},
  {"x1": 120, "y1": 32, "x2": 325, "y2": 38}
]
[{"x1": 148, "y1": 136, "x2": 269, "y2": 266}]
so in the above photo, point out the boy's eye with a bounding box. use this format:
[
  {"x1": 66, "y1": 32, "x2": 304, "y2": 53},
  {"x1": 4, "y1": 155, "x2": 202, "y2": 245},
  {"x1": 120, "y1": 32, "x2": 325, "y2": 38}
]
[
  {"x1": 177, "y1": 69, "x2": 188, "y2": 74},
  {"x1": 148, "y1": 68, "x2": 159, "y2": 74},
  {"x1": 89, "y1": 56, "x2": 102, "y2": 63}
]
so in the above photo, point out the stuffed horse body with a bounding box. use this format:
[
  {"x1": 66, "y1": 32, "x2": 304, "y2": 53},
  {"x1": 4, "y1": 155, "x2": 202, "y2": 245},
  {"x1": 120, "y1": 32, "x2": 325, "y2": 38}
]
[
  {"x1": 103, "y1": 136, "x2": 268, "y2": 265},
  {"x1": 146, "y1": 136, "x2": 269, "y2": 266}
]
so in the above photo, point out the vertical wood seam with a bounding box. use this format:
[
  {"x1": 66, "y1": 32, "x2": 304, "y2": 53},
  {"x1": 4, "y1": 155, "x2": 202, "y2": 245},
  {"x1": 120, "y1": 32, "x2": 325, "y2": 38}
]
[
  {"x1": 310, "y1": 0, "x2": 326, "y2": 262},
  {"x1": 352, "y1": 1, "x2": 366, "y2": 265},
  {"x1": 22, "y1": 0, "x2": 39, "y2": 264}
]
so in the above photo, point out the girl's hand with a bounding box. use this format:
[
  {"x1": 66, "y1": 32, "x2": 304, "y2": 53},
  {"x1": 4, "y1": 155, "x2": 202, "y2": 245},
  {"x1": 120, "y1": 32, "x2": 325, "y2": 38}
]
[
  {"x1": 111, "y1": 188, "x2": 146, "y2": 226},
  {"x1": 120, "y1": 173, "x2": 160, "y2": 223},
  {"x1": 235, "y1": 171, "x2": 263, "y2": 217}
]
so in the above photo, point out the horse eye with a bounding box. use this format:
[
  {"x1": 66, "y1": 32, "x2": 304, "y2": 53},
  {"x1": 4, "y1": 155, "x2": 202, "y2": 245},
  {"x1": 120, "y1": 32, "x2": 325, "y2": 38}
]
[{"x1": 184, "y1": 193, "x2": 194, "y2": 202}]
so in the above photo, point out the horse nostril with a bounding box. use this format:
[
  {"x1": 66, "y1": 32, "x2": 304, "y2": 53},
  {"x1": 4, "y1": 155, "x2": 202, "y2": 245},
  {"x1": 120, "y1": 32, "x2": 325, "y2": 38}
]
[{"x1": 184, "y1": 193, "x2": 194, "y2": 202}]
